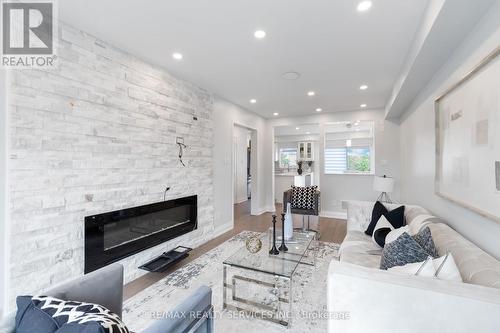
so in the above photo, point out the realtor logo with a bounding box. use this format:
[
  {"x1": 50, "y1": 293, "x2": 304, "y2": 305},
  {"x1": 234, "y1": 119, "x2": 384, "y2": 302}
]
[{"x1": 1, "y1": 0, "x2": 56, "y2": 68}]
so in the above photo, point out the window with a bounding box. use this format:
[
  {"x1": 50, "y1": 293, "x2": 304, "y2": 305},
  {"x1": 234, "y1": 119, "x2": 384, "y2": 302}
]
[
  {"x1": 324, "y1": 121, "x2": 374, "y2": 174},
  {"x1": 279, "y1": 148, "x2": 297, "y2": 168}
]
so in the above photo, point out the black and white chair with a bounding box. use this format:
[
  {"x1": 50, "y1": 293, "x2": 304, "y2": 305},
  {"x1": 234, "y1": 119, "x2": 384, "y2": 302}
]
[{"x1": 283, "y1": 186, "x2": 321, "y2": 235}]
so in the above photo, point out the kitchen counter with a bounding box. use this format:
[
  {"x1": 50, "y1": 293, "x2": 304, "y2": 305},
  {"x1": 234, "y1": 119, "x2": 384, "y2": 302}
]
[{"x1": 275, "y1": 172, "x2": 313, "y2": 177}]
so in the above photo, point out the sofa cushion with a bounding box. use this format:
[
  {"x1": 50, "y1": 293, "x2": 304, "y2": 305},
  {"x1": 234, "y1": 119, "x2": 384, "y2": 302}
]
[
  {"x1": 340, "y1": 230, "x2": 382, "y2": 256},
  {"x1": 429, "y1": 223, "x2": 500, "y2": 289},
  {"x1": 380, "y1": 233, "x2": 430, "y2": 270},
  {"x1": 15, "y1": 296, "x2": 129, "y2": 333},
  {"x1": 339, "y1": 251, "x2": 381, "y2": 269}
]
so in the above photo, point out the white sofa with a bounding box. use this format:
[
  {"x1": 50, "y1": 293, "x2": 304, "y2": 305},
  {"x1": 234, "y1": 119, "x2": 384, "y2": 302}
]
[{"x1": 328, "y1": 200, "x2": 500, "y2": 333}]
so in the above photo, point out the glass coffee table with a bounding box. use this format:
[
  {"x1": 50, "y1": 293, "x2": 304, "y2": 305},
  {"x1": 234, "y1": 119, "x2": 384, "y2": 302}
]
[{"x1": 222, "y1": 230, "x2": 317, "y2": 327}]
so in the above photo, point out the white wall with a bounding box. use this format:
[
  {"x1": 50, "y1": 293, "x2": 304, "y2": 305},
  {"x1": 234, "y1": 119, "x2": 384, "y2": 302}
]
[
  {"x1": 213, "y1": 96, "x2": 274, "y2": 232},
  {"x1": 233, "y1": 125, "x2": 249, "y2": 204},
  {"x1": 0, "y1": 70, "x2": 7, "y2": 316},
  {"x1": 399, "y1": 2, "x2": 500, "y2": 259},
  {"x1": 269, "y1": 109, "x2": 401, "y2": 217},
  {"x1": 4, "y1": 23, "x2": 216, "y2": 308}
]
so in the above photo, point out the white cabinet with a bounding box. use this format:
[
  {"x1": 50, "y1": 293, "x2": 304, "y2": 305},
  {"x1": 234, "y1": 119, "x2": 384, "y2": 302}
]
[{"x1": 298, "y1": 142, "x2": 314, "y2": 160}]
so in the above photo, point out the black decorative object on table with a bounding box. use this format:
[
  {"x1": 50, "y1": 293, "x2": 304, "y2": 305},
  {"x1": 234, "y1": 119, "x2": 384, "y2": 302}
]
[
  {"x1": 269, "y1": 215, "x2": 280, "y2": 255},
  {"x1": 297, "y1": 160, "x2": 303, "y2": 175},
  {"x1": 278, "y1": 213, "x2": 288, "y2": 252}
]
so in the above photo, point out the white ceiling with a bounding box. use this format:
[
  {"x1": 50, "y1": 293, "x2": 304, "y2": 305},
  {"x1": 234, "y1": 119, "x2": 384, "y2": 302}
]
[
  {"x1": 275, "y1": 124, "x2": 320, "y2": 136},
  {"x1": 59, "y1": 0, "x2": 430, "y2": 118}
]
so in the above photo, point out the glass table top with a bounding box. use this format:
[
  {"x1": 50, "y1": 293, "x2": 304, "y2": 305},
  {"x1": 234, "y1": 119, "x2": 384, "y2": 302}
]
[{"x1": 223, "y1": 230, "x2": 316, "y2": 278}]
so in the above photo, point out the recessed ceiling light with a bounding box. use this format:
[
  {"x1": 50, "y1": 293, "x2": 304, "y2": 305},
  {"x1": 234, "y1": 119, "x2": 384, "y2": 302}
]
[
  {"x1": 306, "y1": 132, "x2": 311, "y2": 135},
  {"x1": 357, "y1": 1, "x2": 372, "y2": 12},
  {"x1": 254, "y1": 30, "x2": 266, "y2": 39},
  {"x1": 359, "y1": 84, "x2": 368, "y2": 90},
  {"x1": 282, "y1": 71, "x2": 301, "y2": 80},
  {"x1": 316, "y1": 108, "x2": 322, "y2": 112},
  {"x1": 273, "y1": 112, "x2": 279, "y2": 116},
  {"x1": 307, "y1": 91, "x2": 315, "y2": 96},
  {"x1": 172, "y1": 52, "x2": 183, "y2": 60},
  {"x1": 250, "y1": 99, "x2": 257, "y2": 104},
  {"x1": 360, "y1": 104, "x2": 367, "y2": 108},
  {"x1": 295, "y1": 127, "x2": 300, "y2": 130}
]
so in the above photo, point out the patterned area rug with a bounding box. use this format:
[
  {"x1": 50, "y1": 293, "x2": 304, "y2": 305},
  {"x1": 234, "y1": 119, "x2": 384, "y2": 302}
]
[{"x1": 123, "y1": 231, "x2": 340, "y2": 333}]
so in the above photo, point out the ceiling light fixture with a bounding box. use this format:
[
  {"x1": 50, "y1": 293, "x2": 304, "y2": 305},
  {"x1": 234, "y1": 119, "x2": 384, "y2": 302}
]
[
  {"x1": 307, "y1": 91, "x2": 315, "y2": 96},
  {"x1": 295, "y1": 127, "x2": 300, "y2": 130},
  {"x1": 273, "y1": 112, "x2": 279, "y2": 116},
  {"x1": 360, "y1": 104, "x2": 367, "y2": 108},
  {"x1": 316, "y1": 108, "x2": 322, "y2": 112},
  {"x1": 357, "y1": 1, "x2": 372, "y2": 12},
  {"x1": 172, "y1": 52, "x2": 183, "y2": 60},
  {"x1": 254, "y1": 30, "x2": 266, "y2": 39},
  {"x1": 306, "y1": 132, "x2": 311, "y2": 135},
  {"x1": 282, "y1": 71, "x2": 301, "y2": 80},
  {"x1": 359, "y1": 84, "x2": 368, "y2": 90},
  {"x1": 250, "y1": 99, "x2": 257, "y2": 104}
]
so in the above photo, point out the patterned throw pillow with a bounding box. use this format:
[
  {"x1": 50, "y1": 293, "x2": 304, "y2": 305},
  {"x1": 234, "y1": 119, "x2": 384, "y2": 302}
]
[
  {"x1": 380, "y1": 232, "x2": 430, "y2": 270},
  {"x1": 15, "y1": 295, "x2": 129, "y2": 333},
  {"x1": 413, "y1": 226, "x2": 439, "y2": 258},
  {"x1": 291, "y1": 186, "x2": 318, "y2": 210}
]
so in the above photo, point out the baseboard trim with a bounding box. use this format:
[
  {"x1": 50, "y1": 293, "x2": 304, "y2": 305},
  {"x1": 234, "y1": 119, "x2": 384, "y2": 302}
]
[
  {"x1": 235, "y1": 198, "x2": 248, "y2": 204},
  {"x1": 320, "y1": 210, "x2": 347, "y2": 220},
  {"x1": 213, "y1": 220, "x2": 233, "y2": 238},
  {"x1": 251, "y1": 205, "x2": 276, "y2": 216}
]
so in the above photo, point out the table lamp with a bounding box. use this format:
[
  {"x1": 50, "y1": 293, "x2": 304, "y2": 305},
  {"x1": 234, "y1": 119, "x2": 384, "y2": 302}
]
[{"x1": 373, "y1": 175, "x2": 395, "y2": 203}]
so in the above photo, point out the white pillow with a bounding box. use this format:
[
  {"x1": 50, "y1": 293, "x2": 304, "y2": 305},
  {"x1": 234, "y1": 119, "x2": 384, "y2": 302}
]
[
  {"x1": 433, "y1": 253, "x2": 463, "y2": 282},
  {"x1": 388, "y1": 257, "x2": 435, "y2": 278},
  {"x1": 371, "y1": 215, "x2": 394, "y2": 246},
  {"x1": 388, "y1": 253, "x2": 463, "y2": 283},
  {"x1": 385, "y1": 225, "x2": 410, "y2": 244}
]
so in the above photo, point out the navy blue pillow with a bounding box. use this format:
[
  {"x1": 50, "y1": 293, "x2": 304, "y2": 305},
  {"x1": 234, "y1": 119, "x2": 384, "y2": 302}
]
[
  {"x1": 15, "y1": 296, "x2": 129, "y2": 333},
  {"x1": 380, "y1": 233, "x2": 430, "y2": 270},
  {"x1": 365, "y1": 202, "x2": 405, "y2": 236},
  {"x1": 16, "y1": 296, "x2": 58, "y2": 333},
  {"x1": 413, "y1": 226, "x2": 439, "y2": 258}
]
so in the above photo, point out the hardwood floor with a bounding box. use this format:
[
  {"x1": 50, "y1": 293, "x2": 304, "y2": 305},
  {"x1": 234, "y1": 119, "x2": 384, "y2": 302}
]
[{"x1": 123, "y1": 201, "x2": 346, "y2": 300}]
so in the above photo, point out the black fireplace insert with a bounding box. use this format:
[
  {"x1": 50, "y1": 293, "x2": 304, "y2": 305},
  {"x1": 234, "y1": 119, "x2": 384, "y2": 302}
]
[{"x1": 84, "y1": 195, "x2": 197, "y2": 273}]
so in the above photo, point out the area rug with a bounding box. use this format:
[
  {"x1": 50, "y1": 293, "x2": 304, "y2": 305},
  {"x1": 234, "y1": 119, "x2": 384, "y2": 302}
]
[{"x1": 123, "y1": 231, "x2": 340, "y2": 332}]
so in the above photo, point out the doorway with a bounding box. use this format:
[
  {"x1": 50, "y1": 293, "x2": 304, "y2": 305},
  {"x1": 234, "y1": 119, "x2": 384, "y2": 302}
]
[{"x1": 233, "y1": 124, "x2": 257, "y2": 220}]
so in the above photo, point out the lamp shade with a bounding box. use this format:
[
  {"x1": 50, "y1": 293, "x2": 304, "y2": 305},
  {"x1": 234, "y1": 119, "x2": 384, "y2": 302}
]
[{"x1": 373, "y1": 175, "x2": 395, "y2": 193}]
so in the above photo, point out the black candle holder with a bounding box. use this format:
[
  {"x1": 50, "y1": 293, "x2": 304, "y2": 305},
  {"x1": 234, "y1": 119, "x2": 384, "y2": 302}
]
[
  {"x1": 278, "y1": 213, "x2": 288, "y2": 252},
  {"x1": 269, "y1": 215, "x2": 280, "y2": 255}
]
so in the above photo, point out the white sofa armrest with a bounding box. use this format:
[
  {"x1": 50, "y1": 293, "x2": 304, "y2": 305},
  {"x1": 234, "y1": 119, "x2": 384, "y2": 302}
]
[{"x1": 328, "y1": 261, "x2": 500, "y2": 333}]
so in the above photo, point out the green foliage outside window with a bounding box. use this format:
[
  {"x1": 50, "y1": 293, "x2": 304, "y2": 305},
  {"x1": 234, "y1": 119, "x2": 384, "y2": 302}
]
[{"x1": 347, "y1": 148, "x2": 370, "y2": 172}]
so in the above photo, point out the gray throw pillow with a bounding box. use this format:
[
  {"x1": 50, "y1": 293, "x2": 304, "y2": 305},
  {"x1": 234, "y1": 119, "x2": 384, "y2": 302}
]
[
  {"x1": 380, "y1": 232, "x2": 429, "y2": 270},
  {"x1": 413, "y1": 226, "x2": 439, "y2": 258}
]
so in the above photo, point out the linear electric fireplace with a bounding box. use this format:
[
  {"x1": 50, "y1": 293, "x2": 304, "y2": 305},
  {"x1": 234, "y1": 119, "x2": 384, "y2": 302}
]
[{"x1": 84, "y1": 195, "x2": 197, "y2": 273}]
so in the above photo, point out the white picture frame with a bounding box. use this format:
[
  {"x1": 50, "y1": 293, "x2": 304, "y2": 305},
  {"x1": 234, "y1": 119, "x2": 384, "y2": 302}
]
[{"x1": 435, "y1": 46, "x2": 500, "y2": 223}]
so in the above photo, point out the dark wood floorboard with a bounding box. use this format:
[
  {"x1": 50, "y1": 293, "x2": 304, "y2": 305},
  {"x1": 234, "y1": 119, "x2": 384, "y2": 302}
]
[{"x1": 123, "y1": 201, "x2": 346, "y2": 300}]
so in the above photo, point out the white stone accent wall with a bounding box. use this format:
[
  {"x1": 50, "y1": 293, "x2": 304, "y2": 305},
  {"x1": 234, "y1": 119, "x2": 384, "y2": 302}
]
[{"x1": 7, "y1": 23, "x2": 214, "y2": 302}]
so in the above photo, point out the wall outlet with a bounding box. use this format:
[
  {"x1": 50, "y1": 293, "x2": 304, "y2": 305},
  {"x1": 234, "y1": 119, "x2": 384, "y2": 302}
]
[{"x1": 176, "y1": 137, "x2": 184, "y2": 144}]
